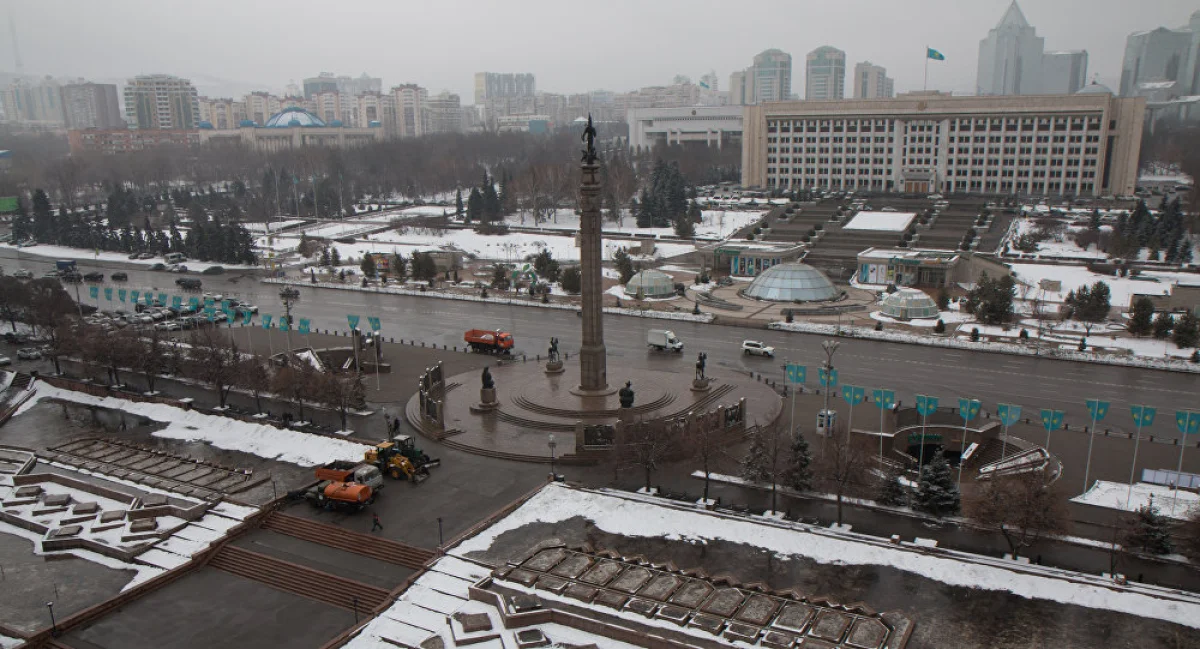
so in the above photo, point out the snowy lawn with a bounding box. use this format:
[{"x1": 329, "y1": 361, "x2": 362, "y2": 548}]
[
  {"x1": 366, "y1": 228, "x2": 695, "y2": 262},
  {"x1": 0, "y1": 243, "x2": 253, "y2": 272},
  {"x1": 17, "y1": 383, "x2": 370, "y2": 466},
  {"x1": 1010, "y1": 262, "x2": 1199, "y2": 305},
  {"x1": 842, "y1": 211, "x2": 915, "y2": 231},
  {"x1": 1071, "y1": 480, "x2": 1199, "y2": 520},
  {"x1": 455, "y1": 484, "x2": 1200, "y2": 630},
  {"x1": 503, "y1": 209, "x2": 764, "y2": 241},
  {"x1": 870, "y1": 310, "x2": 973, "y2": 327}
]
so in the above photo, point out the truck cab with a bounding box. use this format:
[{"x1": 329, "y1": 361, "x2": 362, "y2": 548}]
[{"x1": 647, "y1": 329, "x2": 683, "y2": 352}]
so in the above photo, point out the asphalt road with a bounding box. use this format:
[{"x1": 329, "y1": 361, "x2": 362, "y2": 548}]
[{"x1": 5, "y1": 247, "x2": 1199, "y2": 435}]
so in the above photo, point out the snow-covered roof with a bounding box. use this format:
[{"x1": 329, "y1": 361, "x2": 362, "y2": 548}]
[{"x1": 842, "y1": 211, "x2": 915, "y2": 232}]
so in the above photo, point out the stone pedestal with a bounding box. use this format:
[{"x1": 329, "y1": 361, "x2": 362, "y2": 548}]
[
  {"x1": 544, "y1": 359, "x2": 564, "y2": 375},
  {"x1": 691, "y1": 378, "x2": 711, "y2": 392},
  {"x1": 474, "y1": 387, "x2": 498, "y2": 412}
]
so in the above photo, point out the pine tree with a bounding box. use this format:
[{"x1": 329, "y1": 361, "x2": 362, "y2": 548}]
[
  {"x1": 740, "y1": 428, "x2": 771, "y2": 483},
  {"x1": 482, "y1": 176, "x2": 501, "y2": 223},
  {"x1": 331, "y1": 247, "x2": 341, "y2": 266},
  {"x1": 466, "y1": 188, "x2": 482, "y2": 223},
  {"x1": 1173, "y1": 311, "x2": 1199, "y2": 349},
  {"x1": 876, "y1": 468, "x2": 909, "y2": 507},
  {"x1": 392, "y1": 253, "x2": 407, "y2": 280},
  {"x1": 455, "y1": 189, "x2": 464, "y2": 218},
  {"x1": 1153, "y1": 312, "x2": 1175, "y2": 339},
  {"x1": 320, "y1": 247, "x2": 331, "y2": 267},
  {"x1": 31, "y1": 189, "x2": 53, "y2": 244},
  {"x1": 1128, "y1": 297, "x2": 1155, "y2": 337},
  {"x1": 914, "y1": 454, "x2": 960, "y2": 517},
  {"x1": 1123, "y1": 496, "x2": 1175, "y2": 555},
  {"x1": 612, "y1": 248, "x2": 635, "y2": 284},
  {"x1": 10, "y1": 197, "x2": 31, "y2": 243},
  {"x1": 673, "y1": 213, "x2": 695, "y2": 239},
  {"x1": 360, "y1": 253, "x2": 377, "y2": 278},
  {"x1": 782, "y1": 433, "x2": 812, "y2": 491}
]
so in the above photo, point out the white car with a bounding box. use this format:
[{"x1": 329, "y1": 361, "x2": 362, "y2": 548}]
[
  {"x1": 0, "y1": 356, "x2": 11, "y2": 366},
  {"x1": 742, "y1": 340, "x2": 775, "y2": 357}
]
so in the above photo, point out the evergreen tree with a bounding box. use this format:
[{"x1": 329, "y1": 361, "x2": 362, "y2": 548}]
[
  {"x1": 10, "y1": 197, "x2": 31, "y2": 243},
  {"x1": 532, "y1": 249, "x2": 560, "y2": 282},
  {"x1": 392, "y1": 252, "x2": 407, "y2": 280},
  {"x1": 635, "y1": 191, "x2": 653, "y2": 228},
  {"x1": 782, "y1": 433, "x2": 812, "y2": 491},
  {"x1": 31, "y1": 189, "x2": 54, "y2": 244},
  {"x1": 169, "y1": 222, "x2": 184, "y2": 253},
  {"x1": 320, "y1": 247, "x2": 331, "y2": 267},
  {"x1": 559, "y1": 265, "x2": 582, "y2": 293},
  {"x1": 876, "y1": 467, "x2": 909, "y2": 507},
  {"x1": 482, "y1": 175, "x2": 501, "y2": 222},
  {"x1": 1153, "y1": 312, "x2": 1175, "y2": 339},
  {"x1": 913, "y1": 454, "x2": 960, "y2": 517},
  {"x1": 330, "y1": 247, "x2": 341, "y2": 266},
  {"x1": 612, "y1": 248, "x2": 635, "y2": 284},
  {"x1": 1173, "y1": 311, "x2": 1199, "y2": 349},
  {"x1": 673, "y1": 213, "x2": 695, "y2": 239},
  {"x1": 466, "y1": 187, "x2": 482, "y2": 223},
  {"x1": 455, "y1": 188, "x2": 464, "y2": 218},
  {"x1": 1128, "y1": 297, "x2": 1155, "y2": 337},
  {"x1": 1123, "y1": 496, "x2": 1175, "y2": 555},
  {"x1": 740, "y1": 428, "x2": 771, "y2": 483},
  {"x1": 360, "y1": 253, "x2": 377, "y2": 278},
  {"x1": 962, "y1": 272, "x2": 1016, "y2": 325}
]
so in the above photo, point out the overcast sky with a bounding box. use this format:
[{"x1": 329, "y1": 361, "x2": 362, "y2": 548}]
[{"x1": 3, "y1": 0, "x2": 1195, "y2": 99}]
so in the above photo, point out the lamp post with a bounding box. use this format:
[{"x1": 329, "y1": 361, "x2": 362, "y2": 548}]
[
  {"x1": 548, "y1": 433, "x2": 557, "y2": 480},
  {"x1": 915, "y1": 395, "x2": 939, "y2": 479},
  {"x1": 1083, "y1": 399, "x2": 1111, "y2": 493},
  {"x1": 996, "y1": 403, "x2": 1021, "y2": 461},
  {"x1": 46, "y1": 601, "x2": 57, "y2": 637},
  {"x1": 956, "y1": 398, "x2": 981, "y2": 489},
  {"x1": 872, "y1": 389, "x2": 895, "y2": 462},
  {"x1": 437, "y1": 516, "x2": 444, "y2": 549},
  {"x1": 1127, "y1": 405, "x2": 1156, "y2": 508},
  {"x1": 820, "y1": 340, "x2": 840, "y2": 436},
  {"x1": 1172, "y1": 410, "x2": 1200, "y2": 515}
]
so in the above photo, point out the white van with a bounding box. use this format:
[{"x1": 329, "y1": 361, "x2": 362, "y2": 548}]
[
  {"x1": 164, "y1": 252, "x2": 187, "y2": 264},
  {"x1": 646, "y1": 329, "x2": 683, "y2": 352}
]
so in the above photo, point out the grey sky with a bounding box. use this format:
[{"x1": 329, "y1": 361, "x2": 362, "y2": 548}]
[{"x1": 4, "y1": 0, "x2": 1194, "y2": 99}]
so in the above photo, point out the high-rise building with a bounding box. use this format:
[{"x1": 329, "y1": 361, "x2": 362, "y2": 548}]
[
  {"x1": 392, "y1": 84, "x2": 427, "y2": 137},
  {"x1": 729, "y1": 70, "x2": 753, "y2": 105},
  {"x1": 355, "y1": 91, "x2": 396, "y2": 135},
  {"x1": 425, "y1": 92, "x2": 463, "y2": 134},
  {"x1": 751, "y1": 49, "x2": 792, "y2": 103},
  {"x1": 743, "y1": 91, "x2": 1144, "y2": 197},
  {"x1": 1040, "y1": 51, "x2": 1088, "y2": 94},
  {"x1": 1120, "y1": 12, "x2": 1200, "y2": 97},
  {"x1": 0, "y1": 77, "x2": 65, "y2": 124},
  {"x1": 301, "y1": 73, "x2": 381, "y2": 100},
  {"x1": 303, "y1": 73, "x2": 340, "y2": 99},
  {"x1": 123, "y1": 74, "x2": 199, "y2": 130},
  {"x1": 473, "y1": 72, "x2": 536, "y2": 105},
  {"x1": 976, "y1": 1, "x2": 1045, "y2": 95},
  {"x1": 311, "y1": 91, "x2": 344, "y2": 125},
  {"x1": 244, "y1": 91, "x2": 282, "y2": 126},
  {"x1": 198, "y1": 97, "x2": 240, "y2": 130},
  {"x1": 61, "y1": 82, "x2": 122, "y2": 129},
  {"x1": 852, "y1": 62, "x2": 894, "y2": 99},
  {"x1": 806, "y1": 47, "x2": 847, "y2": 100},
  {"x1": 699, "y1": 71, "x2": 719, "y2": 92}
]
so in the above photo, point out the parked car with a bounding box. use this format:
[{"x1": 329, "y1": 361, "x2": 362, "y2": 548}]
[
  {"x1": 241, "y1": 304, "x2": 258, "y2": 313},
  {"x1": 175, "y1": 278, "x2": 201, "y2": 290},
  {"x1": 137, "y1": 252, "x2": 156, "y2": 260},
  {"x1": 201, "y1": 266, "x2": 225, "y2": 275},
  {"x1": 741, "y1": 340, "x2": 775, "y2": 357},
  {"x1": 127, "y1": 253, "x2": 142, "y2": 260},
  {"x1": 110, "y1": 272, "x2": 128, "y2": 281},
  {"x1": 16, "y1": 348, "x2": 42, "y2": 360},
  {"x1": 42, "y1": 270, "x2": 59, "y2": 278},
  {"x1": 61, "y1": 271, "x2": 82, "y2": 283},
  {"x1": 0, "y1": 356, "x2": 11, "y2": 366},
  {"x1": 169, "y1": 265, "x2": 189, "y2": 273},
  {"x1": 13, "y1": 269, "x2": 33, "y2": 279},
  {"x1": 83, "y1": 272, "x2": 104, "y2": 282},
  {"x1": 154, "y1": 321, "x2": 181, "y2": 331},
  {"x1": 149, "y1": 263, "x2": 167, "y2": 271}
]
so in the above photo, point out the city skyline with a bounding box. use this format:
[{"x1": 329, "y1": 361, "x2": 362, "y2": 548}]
[{"x1": 1, "y1": 0, "x2": 1191, "y2": 102}]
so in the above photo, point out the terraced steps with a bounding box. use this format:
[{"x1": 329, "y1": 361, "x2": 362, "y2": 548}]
[
  {"x1": 511, "y1": 390, "x2": 676, "y2": 419},
  {"x1": 262, "y1": 512, "x2": 435, "y2": 570},
  {"x1": 208, "y1": 544, "x2": 390, "y2": 611}
]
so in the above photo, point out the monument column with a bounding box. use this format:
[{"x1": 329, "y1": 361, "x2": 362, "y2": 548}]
[{"x1": 578, "y1": 116, "x2": 608, "y2": 392}]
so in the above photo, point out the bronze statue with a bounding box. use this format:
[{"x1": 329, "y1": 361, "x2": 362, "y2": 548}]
[
  {"x1": 548, "y1": 337, "x2": 560, "y2": 363},
  {"x1": 481, "y1": 366, "x2": 494, "y2": 390},
  {"x1": 695, "y1": 352, "x2": 707, "y2": 381},
  {"x1": 581, "y1": 114, "x2": 598, "y2": 164},
  {"x1": 618, "y1": 380, "x2": 634, "y2": 408}
]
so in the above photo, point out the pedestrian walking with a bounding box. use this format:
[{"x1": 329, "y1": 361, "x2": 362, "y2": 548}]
[{"x1": 371, "y1": 512, "x2": 383, "y2": 532}]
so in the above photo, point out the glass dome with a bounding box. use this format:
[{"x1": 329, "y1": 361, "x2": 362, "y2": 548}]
[
  {"x1": 741, "y1": 263, "x2": 840, "y2": 302},
  {"x1": 263, "y1": 107, "x2": 327, "y2": 128},
  {"x1": 624, "y1": 269, "x2": 676, "y2": 298},
  {"x1": 880, "y1": 287, "x2": 940, "y2": 320}
]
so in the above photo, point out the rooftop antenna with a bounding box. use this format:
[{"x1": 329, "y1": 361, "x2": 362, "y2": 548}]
[{"x1": 8, "y1": 8, "x2": 22, "y2": 74}]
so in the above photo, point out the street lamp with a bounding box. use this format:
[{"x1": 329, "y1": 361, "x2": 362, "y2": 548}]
[
  {"x1": 46, "y1": 601, "x2": 57, "y2": 637},
  {"x1": 548, "y1": 433, "x2": 557, "y2": 481},
  {"x1": 820, "y1": 340, "x2": 840, "y2": 436}
]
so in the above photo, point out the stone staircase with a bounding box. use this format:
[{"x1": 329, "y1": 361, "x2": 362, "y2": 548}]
[
  {"x1": 208, "y1": 544, "x2": 390, "y2": 611},
  {"x1": 261, "y1": 512, "x2": 435, "y2": 570}
]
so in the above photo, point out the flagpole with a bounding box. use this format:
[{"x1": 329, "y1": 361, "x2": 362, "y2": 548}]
[{"x1": 924, "y1": 45, "x2": 929, "y2": 91}]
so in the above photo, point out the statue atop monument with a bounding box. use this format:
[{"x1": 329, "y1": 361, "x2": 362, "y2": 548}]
[
  {"x1": 548, "y1": 337, "x2": 560, "y2": 363},
  {"x1": 481, "y1": 366, "x2": 494, "y2": 390},
  {"x1": 581, "y1": 114, "x2": 598, "y2": 165},
  {"x1": 695, "y1": 352, "x2": 707, "y2": 381},
  {"x1": 618, "y1": 380, "x2": 635, "y2": 408}
]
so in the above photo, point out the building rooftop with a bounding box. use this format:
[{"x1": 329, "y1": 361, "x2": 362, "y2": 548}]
[{"x1": 262, "y1": 107, "x2": 327, "y2": 128}]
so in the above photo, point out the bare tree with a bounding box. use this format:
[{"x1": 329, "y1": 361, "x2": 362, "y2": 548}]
[
  {"x1": 237, "y1": 357, "x2": 272, "y2": 415},
  {"x1": 616, "y1": 419, "x2": 683, "y2": 492},
  {"x1": 1180, "y1": 507, "x2": 1200, "y2": 563},
  {"x1": 814, "y1": 430, "x2": 874, "y2": 527},
  {"x1": 184, "y1": 328, "x2": 240, "y2": 408},
  {"x1": 741, "y1": 422, "x2": 789, "y2": 514},
  {"x1": 271, "y1": 362, "x2": 319, "y2": 421},
  {"x1": 85, "y1": 329, "x2": 139, "y2": 386},
  {"x1": 965, "y1": 471, "x2": 1069, "y2": 559},
  {"x1": 316, "y1": 371, "x2": 366, "y2": 431},
  {"x1": 134, "y1": 326, "x2": 168, "y2": 393},
  {"x1": 688, "y1": 418, "x2": 726, "y2": 505}
]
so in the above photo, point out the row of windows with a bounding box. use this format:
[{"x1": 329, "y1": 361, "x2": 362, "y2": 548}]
[
  {"x1": 767, "y1": 136, "x2": 891, "y2": 144},
  {"x1": 768, "y1": 147, "x2": 895, "y2": 154}
]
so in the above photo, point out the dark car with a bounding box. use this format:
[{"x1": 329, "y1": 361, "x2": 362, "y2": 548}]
[
  {"x1": 60, "y1": 271, "x2": 82, "y2": 283},
  {"x1": 201, "y1": 266, "x2": 225, "y2": 275},
  {"x1": 149, "y1": 263, "x2": 166, "y2": 271},
  {"x1": 175, "y1": 278, "x2": 202, "y2": 290},
  {"x1": 83, "y1": 272, "x2": 104, "y2": 282},
  {"x1": 110, "y1": 272, "x2": 128, "y2": 281}
]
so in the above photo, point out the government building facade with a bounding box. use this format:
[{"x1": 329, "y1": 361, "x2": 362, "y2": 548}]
[{"x1": 741, "y1": 90, "x2": 1144, "y2": 197}]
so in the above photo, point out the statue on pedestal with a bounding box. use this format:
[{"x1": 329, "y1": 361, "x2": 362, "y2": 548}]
[
  {"x1": 618, "y1": 380, "x2": 635, "y2": 408},
  {"x1": 581, "y1": 114, "x2": 598, "y2": 164},
  {"x1": 481, "y1": 367, "x2": 494, "y2": 390},
  {"x1": 695, "y1": 352, "x2": 707, "y2": 381},
  {"x1": 548, "y1": 337, "x2": 560, "y2": 363}
]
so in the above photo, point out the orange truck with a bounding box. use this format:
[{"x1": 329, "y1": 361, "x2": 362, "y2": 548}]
[
  {"x1": 464, "y1": 329, "x2": 514, "y2": 354},
  {"x1": 304, "y1": 461, "x2": 382, "y2": 512}
]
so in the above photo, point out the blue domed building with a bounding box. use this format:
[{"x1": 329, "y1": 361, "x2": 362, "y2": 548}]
[{"x1": 198, "y1": 106, "x2": 383, "y2": 151}]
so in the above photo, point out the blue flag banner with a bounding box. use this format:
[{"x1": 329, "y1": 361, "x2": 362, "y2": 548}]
[
  {"x1": 118, "y1": 289, "x2": 126, "y2": 303},
  {"x1": 842, "y1": 385, "x2": 865, "y2": 406},
  {"x1": 299, "y1": 319, "x2": 311, "y2": 335},
  {"x1": 204, "y1": 307, "x2": 215, "y2": 322},
  {"x1": 131, "y1": 290, "x2": 141, "y2": 303},
  {"x1": 916, "y1": 394, "x2": 938, "y2": 416},
  {"x1": 279, "y1": 316, "x2": 290, "y2": 331},
  {"x1": 89, "y1": 286, "x2": 98, "y2": 299},
  {"x1": 786, "y1": 364, "x2": 806, "y2": 384},
  {"x1": 347, "y1": 314, "x2": 360, "y2": 330},
  {"x1": 143, "y1": 292, "x2": 152, "y2": 304},
  {"x1": 104, "y1": 287, "x2": 113, "y2": 301},
  {"x1": 958, "y1": 398, "x2": 981, "y2": 422},
  {"x1": 1086, "y1": 399, "x2": 1110, "y2": 422},
  {"x1": 1177, "y1": 411, "x2": 1200, "y2": 436},
  {"x1": 367, "y1": 316, "x2": 381, "y2": 332},
  {"x1": 1131, "y1": 405, "x2": 1156, "y2": 427},
  {"x1": 818, "y1": 367, "x2": 838, "y2": 388},
  {"x1": 872, "y1": 389, "x2": 895, "y2": 410},
  {"x1": 204, "y1": 297, "x2": 214, "y2": 308},
  {"x1": 262, "y1": 314, "x2": 273, "y2": 330},
  {"x1": 1041, "y1": 409, "x2": 1065, "y2": 432},
  {"x1": 927, "y1": 47, "x2": 945, "y2": 61},
  {"x1": 172, "y1": 295, "x2": 182, "y2": 308},
  {"x1": 156, "y1": 292, "x2": 166, "y2": 304},
  {"x1": 997, "y1": 403, "x2": 1021, "y2": 427},
  {"x1": 242, "y1": 308, "x2": 254, "y2": 322},
  {"x1": 189, "y1": 297, "x2": 200, "y2": 308}
]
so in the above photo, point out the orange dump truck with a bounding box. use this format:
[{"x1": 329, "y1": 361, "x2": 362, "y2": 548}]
[
  {"x1": 304, "y1": 462, "x2": 381, "y2": 512},
  {"x1": 464, "y1": 329, "x2": 514, "y2": 354}
]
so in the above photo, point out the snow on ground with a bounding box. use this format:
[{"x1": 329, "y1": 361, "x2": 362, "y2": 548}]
[
  {"x1": 243, "y1": 220, "x2": 304, "y2": 233},
  {"x1": 0, "y1": 519, "x2": 165, "y2": 592},
  {"x1": 367, "y1": 228, "x2": 695, "y2": 262},
  {"x1": 870, "y1": 310, "x2": 973, "y2": 327},
  {"x1": 0, "y1": 633, "x2": 22, "y2": 648},
  {"x1": 503, "y1": 209, "x2": 764, "y2": 241},
  {"x1": 17, "y1": 383, "x2": 370, "y2": 466},
  {"x1": 604, "y1": 285, "x2": 680, "y2": 302},
  {"x1": 1009, "y1": 262, "x2": 1199, "y2": 305},
  {"x1": 0, "y1": 244, "x2": 253, "y2": 271},
  {"x1": 455, "y1": 484, "x2": 1200, "y2": 629},
  {"x1": 842, "y1": 211, "x2": 915, "y2": 232},
  {"x1": 1006, "y1": 218, "x2": 1108, "y2": 260},
  {"x1": 1071, "y1": 480, "x2": 1199, "y2": 520}
]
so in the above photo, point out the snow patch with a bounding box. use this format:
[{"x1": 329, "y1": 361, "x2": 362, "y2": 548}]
[
  {"x1": 842, "y1": 211, "x2": 916, "y2": 232},
  {"x1": 1071, "y1": 480, "x2": 1199, "y2": 520}
]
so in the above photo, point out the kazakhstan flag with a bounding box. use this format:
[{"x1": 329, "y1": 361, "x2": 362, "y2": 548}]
[{"x1": 927, "y1": 48, "x2": 946, "y2": 61}]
